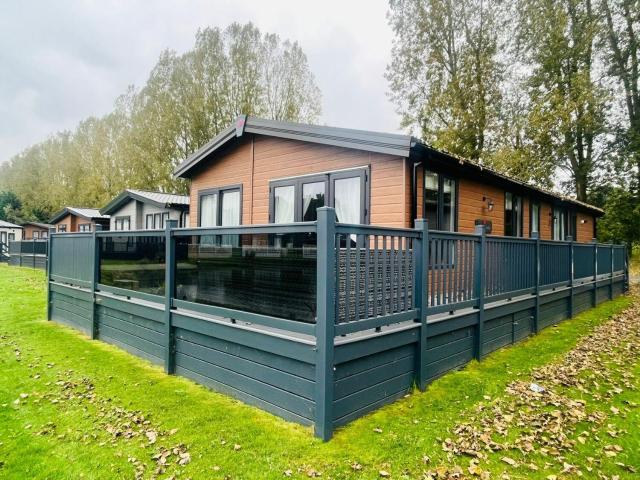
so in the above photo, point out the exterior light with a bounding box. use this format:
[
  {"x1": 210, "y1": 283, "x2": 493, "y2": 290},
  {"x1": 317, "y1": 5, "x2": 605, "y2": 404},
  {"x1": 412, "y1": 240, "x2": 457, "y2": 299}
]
[{"x1": 482, "y1": 196, "x2": 494, "y2": 212}]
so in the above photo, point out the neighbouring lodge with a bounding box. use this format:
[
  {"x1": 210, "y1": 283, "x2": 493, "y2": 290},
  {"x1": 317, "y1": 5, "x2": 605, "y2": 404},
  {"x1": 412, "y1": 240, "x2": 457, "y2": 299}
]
[
  {"x1": 100, "y1": 189, "x2": 190, "y2": 230},
  {"x1": 21, "y1": 221, "x2": 53, "y2": 240},
  {"x1": 174, "y1": 116, "x2": 601, "y2": 241},
  {"x1": 50, "y1": 207, "x2": 110, "y2": 233}
]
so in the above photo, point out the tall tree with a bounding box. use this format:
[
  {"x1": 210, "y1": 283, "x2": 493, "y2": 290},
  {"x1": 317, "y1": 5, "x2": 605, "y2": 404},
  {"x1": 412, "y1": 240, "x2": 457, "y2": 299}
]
[
  {"x1": 517, "y1": 0, "x2": 607, "y2": 201},
  {"x1": 0, "y1": 23, "x2": 321, "y2": 213},
  {"x1": 598, "y1": 0, "x2": 640, "y2": 183},
  {"x1": 386, "y1": 0, "x2": 504, "y2": 159}
]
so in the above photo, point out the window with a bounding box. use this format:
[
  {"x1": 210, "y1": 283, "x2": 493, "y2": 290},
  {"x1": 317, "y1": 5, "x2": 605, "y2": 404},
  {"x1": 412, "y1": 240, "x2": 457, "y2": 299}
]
[
  {"x1": 42, "y1": 231, "x2": 48, "y2": 239},
  {"x1": 115, "y1": 216, "x2": 131, "y2": 231},
  {"x1": 8, "y1": 233, "x2": 15, "y2": 242},
  {"x1": 33, "y1": 231, "x2": 40, "y2": 239},
  {"x1": 198, "y1": 186, "x2": 242, "y2": 227},
  {"x1": 530, "y1": 201, "x2": 540, "y2": 237},
  {"x1": 270, "y1": 168, "x2": 368, "y2": 224},
  {"x1": 504, "y1": 192, "x2": 523, "y2": 236},
  {"x1": 58, "y1": 225, "x2": 67, "y2": 233},
  {"x1": 79, "y1": 223, "x2": 92, "y2": 232},
  {"x1": 424, "y1": 170, "x2": 457, "y2": 231},
  {"x1": 553, "y1": 207, "x2": 576, "y2": 240},
  {"x1": 162, "y1": 212, "x2": 170, "y2": 228},
  {"x1": 145, "y1": 214, "x2": 153, "y2": 230}
]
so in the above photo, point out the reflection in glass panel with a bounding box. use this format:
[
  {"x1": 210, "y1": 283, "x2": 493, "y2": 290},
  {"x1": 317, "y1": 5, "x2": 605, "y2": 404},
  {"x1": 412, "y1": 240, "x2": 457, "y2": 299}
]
[
  {"x1": 99, "y1": 236, "x2": 166, "y2": 295},
  {"x1": 424, "y1": 170, "x2": 439, "y2": 228},
  {"x1": 302, "y1": 182, "x2": 325, "y2": 222},
  {"x1": 200, "y1": 193, "x2": 218, "y2": 227},
  {"x1": 334, "y1": 177, "x2": 361, "y2": 223},
  {"x1": 175, "y1": 233, "x2": 317, "y2": 323},
  {"x1": 442, "y1": 177, "x2": 456, "y2": 231},
  {"x1": 274, "y1": 185, "x2": 295, "y2": 223}
]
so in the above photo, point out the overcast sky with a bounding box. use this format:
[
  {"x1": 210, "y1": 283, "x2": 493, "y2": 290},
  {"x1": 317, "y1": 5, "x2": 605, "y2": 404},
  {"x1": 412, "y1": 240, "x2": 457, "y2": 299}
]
[{"x1": 0, "y1": 0, "x2": 402, "y2": 164}]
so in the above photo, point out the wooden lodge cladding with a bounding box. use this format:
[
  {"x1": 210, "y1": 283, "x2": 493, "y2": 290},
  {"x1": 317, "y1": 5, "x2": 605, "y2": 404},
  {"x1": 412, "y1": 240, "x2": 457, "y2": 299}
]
[
  {"x1": 188, "y1": 136, "x2": 406, "y2": 228},
  {"x1": 178, "y1": 116, "x2": 601, "y2": 242}
]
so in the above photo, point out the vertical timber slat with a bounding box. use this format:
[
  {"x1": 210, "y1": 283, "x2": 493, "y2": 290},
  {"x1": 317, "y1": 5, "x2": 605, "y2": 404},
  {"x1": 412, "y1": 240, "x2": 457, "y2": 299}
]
[
  {"x1": 474, "y1": 225, "x2": 486, "y2": 359},
  {"x1": 315, "y1": 207, "x2": 336, "y2": 440},
  {"x1": 164, "y1": 220, "x2": 178, "y2": 374},
  {"x1": 90, "y1": 225, "x2": 102, "y2": 339},
  {"x1": 414, "y1": 219, "x2": 428, "y2": 390}
]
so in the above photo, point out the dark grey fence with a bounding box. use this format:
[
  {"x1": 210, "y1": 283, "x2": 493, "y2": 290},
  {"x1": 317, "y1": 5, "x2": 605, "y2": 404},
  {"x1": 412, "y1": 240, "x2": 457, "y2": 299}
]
[
  {"x1": 8, "y1": 239, "x2": 48, "y2": 269},
  {"x1": 45, "y1": 208, "x2": 628, "y2": 440}
]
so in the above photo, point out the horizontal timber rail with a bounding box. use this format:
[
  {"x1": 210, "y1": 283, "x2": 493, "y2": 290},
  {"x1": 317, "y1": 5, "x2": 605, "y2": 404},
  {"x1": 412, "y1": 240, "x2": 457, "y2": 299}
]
[{"x1": 45, "y1": 208, "x2": 629, "y2": 441}]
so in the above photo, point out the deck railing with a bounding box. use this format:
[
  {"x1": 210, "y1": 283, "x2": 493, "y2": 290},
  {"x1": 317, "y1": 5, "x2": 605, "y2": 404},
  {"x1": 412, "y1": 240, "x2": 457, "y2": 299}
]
[
  {"x1": 45, "y1": 207, "x2": 629, "y2": 440},
  {"x1": 7, "y1": 239, "x2": 49, "y2": 269}
]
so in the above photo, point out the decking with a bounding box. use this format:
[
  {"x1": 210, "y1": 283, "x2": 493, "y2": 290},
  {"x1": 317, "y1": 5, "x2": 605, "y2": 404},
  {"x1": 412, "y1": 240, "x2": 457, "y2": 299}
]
[{"x1": 45, "y1": 207, "x2": 628, "y2": 440}]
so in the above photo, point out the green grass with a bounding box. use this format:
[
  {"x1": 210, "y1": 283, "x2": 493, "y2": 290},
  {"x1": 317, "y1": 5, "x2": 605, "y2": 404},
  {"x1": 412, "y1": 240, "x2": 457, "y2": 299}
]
[{"x1": 0, "y1": 264, "x2": 637, "y2": 479}]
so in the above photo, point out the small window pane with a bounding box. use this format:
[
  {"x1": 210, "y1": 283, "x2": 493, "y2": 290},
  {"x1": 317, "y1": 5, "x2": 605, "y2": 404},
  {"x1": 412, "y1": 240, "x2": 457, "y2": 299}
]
[
  {"x1": 200, "y1": 194, "x2": 218, "y2": 227},
  {"x1": 531, "y1": 203, "x2": 540, "y2": 234},
  {"x1": 442, "y1": 177, "x2": 456, "y2": 231},
  {"x1": 221, "y1": 190, "x2": 240, "y2": 226},
  {"x1": 274, "y1": 185, "x2": 295, "y2": 223},
  {"x1": 302, "y1": 181, "x2": 325, "y2": 222},
  {"x1": 334, "y1": 176, "x2": 361, "y2": 224},
  {"x1": 424, "y1": 171, "x2": 439, "y2": 228}
]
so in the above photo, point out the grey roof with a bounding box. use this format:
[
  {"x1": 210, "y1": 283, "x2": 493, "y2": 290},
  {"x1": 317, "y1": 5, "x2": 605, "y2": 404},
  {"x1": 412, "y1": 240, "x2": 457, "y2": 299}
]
[
  {"x1": 173, "y1": 115, "x2": 412, "y2": 178},
  {"x1": 50, "y1": 207, "x2": 109, "y2": 224},
  {"x1": 174, "y1": 115, "x2": 603, "y2": 215},
  {"x1": 21, "y1": 221, "x2": 53, "y2": 229},
  {"x1": 100, "y1": 189, "x2": 190, "y2": 215},
  {"x1": 0, "y1": 220, "x2": 22, "y2": 229}
]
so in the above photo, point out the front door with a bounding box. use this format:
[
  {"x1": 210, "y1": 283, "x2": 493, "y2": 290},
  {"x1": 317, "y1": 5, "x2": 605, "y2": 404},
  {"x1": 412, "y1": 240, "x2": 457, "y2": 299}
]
[{"x1": 0, "y1": 231, "x2": 6, "y2": 244}]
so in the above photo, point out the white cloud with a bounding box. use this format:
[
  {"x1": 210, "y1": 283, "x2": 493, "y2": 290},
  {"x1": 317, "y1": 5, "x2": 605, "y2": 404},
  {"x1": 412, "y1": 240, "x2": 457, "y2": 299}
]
[{"x1": 0, "y1": 0, "x2": 402, "y2": 163}]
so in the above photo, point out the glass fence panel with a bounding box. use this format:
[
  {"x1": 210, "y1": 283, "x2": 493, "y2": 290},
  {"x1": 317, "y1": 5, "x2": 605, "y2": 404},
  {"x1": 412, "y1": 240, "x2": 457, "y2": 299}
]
[
  {"x1": 175, "y1": 233, "x2": 317, "y2": 323},
  {"x1": 99, "y1": 236, "x2": 166, "y2": 295}
]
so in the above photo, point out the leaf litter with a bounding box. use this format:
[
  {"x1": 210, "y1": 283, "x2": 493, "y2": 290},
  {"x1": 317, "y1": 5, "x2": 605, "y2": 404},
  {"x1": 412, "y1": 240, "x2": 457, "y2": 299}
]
[{"x1": 427, "y1": 287, "x2": 640, "y2": 479}]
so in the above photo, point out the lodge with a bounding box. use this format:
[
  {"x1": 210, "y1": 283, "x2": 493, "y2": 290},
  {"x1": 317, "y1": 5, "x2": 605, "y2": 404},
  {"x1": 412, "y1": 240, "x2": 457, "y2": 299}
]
[
  {"x1": 175, "y1": 115, "x2": 600, "y2": 241},
  {"x1": 36, "y1": 116, "x2": 628, "y2": 440},
  {"x1": 49, "y1": 207, "x2": 110, "y2": 233}
]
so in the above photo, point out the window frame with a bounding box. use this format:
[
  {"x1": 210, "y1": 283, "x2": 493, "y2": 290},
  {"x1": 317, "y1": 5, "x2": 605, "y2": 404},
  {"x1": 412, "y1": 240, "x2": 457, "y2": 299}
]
[
  {"x1": 268, "y1": 167, "x2": 370, "y2": 224},
  {"x1": 504, "y1": 192, "x2": 523, "y2": 237},
  {"x1": 33, "y1": 231, "x2": 40, "y2": 239},
  {"x1": 197, "y1": 184, "x2": 243, "y2": 227},
  {"x1": 529, "y1": 200, "x2": 541, "y2": 238},
  {"x1": 114, "y1": 215, "x2": 131, "y2": 231},
  {"x1": 422, "y1": 169, "x2": 459, "y2": 231},
  {"x1": 78, "y1": 223, "x2": 92, "y2": 232},
  {"x1": 58, "y1": 224, "x2": 67, "y2": 233}
]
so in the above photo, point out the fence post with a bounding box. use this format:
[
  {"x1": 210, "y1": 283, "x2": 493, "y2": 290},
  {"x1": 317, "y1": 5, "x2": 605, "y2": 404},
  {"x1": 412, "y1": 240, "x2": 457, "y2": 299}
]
[
  {"x1": 31, "y1": 238, "x2": 36, "y2": 268},
  {"x1": 18, "y1": 238, "x2": 22, "y2": 267},
  {"x1": 89, "y1": 225, "x2": 102, "y2": 339},
  {"x1": 532, "y1": 232, "x2": 540, "y2": 333},
  {"x1": 164, "y1": 220, "x2": 178, "y2": 375},
  {"x1": 414, "y1": 219, "x2": 429, "y2": 391},
  {"x1": 567, "y1": 236, "x2": 574, "y2": 318},
  {"x1": 46, "y1": 227, "x2": 56, "y2": 321},
  {"x1": 609, "y1": 244, "x2": 615, "y2": 300},
  {"x1": 592, "y1": 239, "x2": 598, "y2": 307},
  {"x1": 473, "y1": 224, "x2": 486, "y2": 360},
  {"x1": 315, "y1": 207, "x2": 336, "y2": 441},
  {"x1": 624, "y1": 244, "x2": 629, "y2": 292}
]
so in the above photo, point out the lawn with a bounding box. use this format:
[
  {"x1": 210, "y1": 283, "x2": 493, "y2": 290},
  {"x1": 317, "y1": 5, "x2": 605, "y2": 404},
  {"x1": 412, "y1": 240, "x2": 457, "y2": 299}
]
[{"x1": 0, "y1": 263, "x2": 638, "y2": 479}]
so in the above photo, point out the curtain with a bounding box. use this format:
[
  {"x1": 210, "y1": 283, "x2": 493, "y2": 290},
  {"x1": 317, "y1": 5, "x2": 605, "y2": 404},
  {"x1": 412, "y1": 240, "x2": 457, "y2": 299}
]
[
  {"x1": 274, "y1": 185, "x2": 295, "y2": 223},
  {"x1": 334, "y1": 177, "x2": 361, "y2": 224},
  {"x1": 221, "y1": 191, "x2": 240, "y2": 226},
  {"x1": 200, "y1": 194, "x2": 218, "y2": 227}
]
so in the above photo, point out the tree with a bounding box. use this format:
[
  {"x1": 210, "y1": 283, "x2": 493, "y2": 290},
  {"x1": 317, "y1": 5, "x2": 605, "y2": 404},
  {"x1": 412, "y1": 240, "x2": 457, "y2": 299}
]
[
  {"x1": 598, "y1": 0, "x2": 640, "y2": 184},
  {"x1": 0, "y1": 191, "x2": 22, "y2": 223},
  {"x1": 386, "y1": 0, "x2": 504, "y2": 160},
  {"x1": 517, "y1": 0, "x2": 607, "y2": 201},
  {"x1": 0, "y1": 23, "x2": 321, "y2": 213}
]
